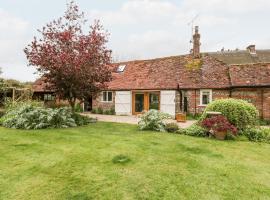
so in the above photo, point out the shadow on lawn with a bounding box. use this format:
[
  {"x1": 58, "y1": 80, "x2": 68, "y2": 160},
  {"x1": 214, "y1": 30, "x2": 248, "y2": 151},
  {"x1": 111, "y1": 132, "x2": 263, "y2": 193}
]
[{"x1": 178, "y1": 143, "x2": 224, "y2": 159}]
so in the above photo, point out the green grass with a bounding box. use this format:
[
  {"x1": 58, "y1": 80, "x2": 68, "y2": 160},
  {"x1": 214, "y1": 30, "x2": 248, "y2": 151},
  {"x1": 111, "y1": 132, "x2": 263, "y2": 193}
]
[{"x1": 0, "y1": 122, "x2": 270, "y2": 200}]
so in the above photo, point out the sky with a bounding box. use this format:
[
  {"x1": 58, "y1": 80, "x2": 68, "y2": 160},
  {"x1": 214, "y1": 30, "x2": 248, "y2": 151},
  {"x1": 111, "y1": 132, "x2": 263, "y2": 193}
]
[{"x1": 0, "y1": 0, "x2": 270, "y2": 81}]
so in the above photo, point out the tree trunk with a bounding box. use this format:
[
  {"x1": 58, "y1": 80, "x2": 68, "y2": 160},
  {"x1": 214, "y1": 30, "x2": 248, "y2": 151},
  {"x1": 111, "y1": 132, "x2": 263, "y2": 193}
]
[{"x1": 68, "y1": 98, "x2": 76, "y2": 112}]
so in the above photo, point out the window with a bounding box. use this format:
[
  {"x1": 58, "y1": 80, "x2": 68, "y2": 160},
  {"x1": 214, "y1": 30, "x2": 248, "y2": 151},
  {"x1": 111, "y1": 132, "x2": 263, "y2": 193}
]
[
  {"x1": 44, "y1": 94, "x2": 55, "y2": 101},
  {"x1": 101, "y1": 91, "x2": 113, "y2": 102},
  {"x1": 200, "y1": 89, "x2": 212, "y2": 106}
]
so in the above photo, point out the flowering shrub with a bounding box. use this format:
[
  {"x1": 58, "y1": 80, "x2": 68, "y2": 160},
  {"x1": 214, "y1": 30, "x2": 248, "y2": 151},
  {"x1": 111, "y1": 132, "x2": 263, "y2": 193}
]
[
  {"x1": 138, "y1": 110, "x2": 171, "y2": 132},
  {"x1": 202, "y1": 115, "x2": 238, "y2": 135}
]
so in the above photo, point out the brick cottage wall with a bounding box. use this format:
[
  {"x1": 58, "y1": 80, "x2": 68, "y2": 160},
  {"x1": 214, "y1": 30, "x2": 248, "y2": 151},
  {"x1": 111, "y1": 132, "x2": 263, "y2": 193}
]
[
  {"x1": 182, "y1": 88, "x2": 270, "y2": 120},
  {"x1": 92, "y1": 91, "x2": 115, "y2": 111},
  {"x1": 231, "y1": 88, "x2": 270, "y2": 120},
  {"x1": 183, "y1": 89, "x2": 230, "y2": 115}
]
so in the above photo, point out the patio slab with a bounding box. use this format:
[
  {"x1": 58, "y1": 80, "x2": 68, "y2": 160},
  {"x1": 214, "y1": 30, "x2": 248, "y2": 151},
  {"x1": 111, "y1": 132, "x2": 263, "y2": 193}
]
[{"x1": 83, "y1": 113, "x2": 196, "y2": 128}]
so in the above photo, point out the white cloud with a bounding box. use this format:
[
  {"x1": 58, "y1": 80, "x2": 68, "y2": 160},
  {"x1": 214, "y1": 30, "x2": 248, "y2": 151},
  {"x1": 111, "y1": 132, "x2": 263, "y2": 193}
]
[
  {"x1": 181, "y1": 0, "x2": 270, "y2": 13},
  {"x1": 0, "y1": 9, "x2": 35, "y2": 81}
]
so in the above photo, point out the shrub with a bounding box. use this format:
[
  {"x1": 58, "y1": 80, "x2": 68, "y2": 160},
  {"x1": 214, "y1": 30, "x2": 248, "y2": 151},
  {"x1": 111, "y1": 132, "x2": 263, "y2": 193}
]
[
  {"x1": 241, "y1": 127, "x2": 270, "y2": 143},
  {"x1": 0, "y1": 101, "x2": 96, "y2": 129},
  {"x1": 91, "y1": 108, "x2": 97, "y2": 114},
  {"x1": 176, "y1": 124, "x2": 207, "y2": 137},
  {"x1": 72, "y1": 113, "x2": 96, "y2": 126},
  {"x1": 45, "y1": 101, "x2": 70, "y2": 109},
  {"x1": 259, "y1": 119, "x2": 270, "y2": 126},
  {"x1": 97, "y1": 107, "x2": 103, "y2": 114},
  {"x1": 109, "y1": 108, "x2": 115, "y2": 115},
  {"x1": 0, "y1": 109, "x2": 5, "y2": 118},
  {"x1": 200, "y1": 99, "x2": 258, "y2": 130},
  {"x1": 201, "y1": 115, "x2": 238, "y2": 136},
  {"x1": 104, "y1": 110, "x2": 111, "y2": 115},
  {"x1": 74, "y1": 103, "x2": 83, "y2": 113},
  {"x1": 165, "y1": 123, "x2": 179, "y2": 133},
  {"x1": 1, "y1": 104, "x2": 77, "y2": 129},
  {"x1": 138, "y1": 110, "x2": 171, "y2": 132}
]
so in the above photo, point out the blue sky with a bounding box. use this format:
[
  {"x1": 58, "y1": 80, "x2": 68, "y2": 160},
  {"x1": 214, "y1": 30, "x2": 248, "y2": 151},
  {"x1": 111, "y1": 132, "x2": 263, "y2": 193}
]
[{"x1": 0, "y1": 0, "x2": 270, "y2": 81}]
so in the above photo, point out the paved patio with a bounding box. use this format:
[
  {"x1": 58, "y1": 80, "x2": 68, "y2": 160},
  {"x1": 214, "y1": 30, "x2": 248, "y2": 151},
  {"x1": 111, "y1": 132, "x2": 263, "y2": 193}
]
[{"x1": 83, "y1": 113, "x2": 196, "y2": 128}]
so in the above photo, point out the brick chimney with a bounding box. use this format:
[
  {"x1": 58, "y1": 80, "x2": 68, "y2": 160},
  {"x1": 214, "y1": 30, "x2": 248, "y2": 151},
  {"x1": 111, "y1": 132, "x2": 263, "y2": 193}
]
[
  {"x1": 247, "y1": 45, "x2": 256, "y2": 54},
  {"x1": 193, "y1": 26, "x2": 201, "y2": 58}
]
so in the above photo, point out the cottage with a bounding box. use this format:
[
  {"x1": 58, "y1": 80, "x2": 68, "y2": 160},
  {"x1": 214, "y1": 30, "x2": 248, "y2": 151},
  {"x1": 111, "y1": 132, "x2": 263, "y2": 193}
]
[{"x1": 33, "y1": 27, "x2": 270, "y2": 119}]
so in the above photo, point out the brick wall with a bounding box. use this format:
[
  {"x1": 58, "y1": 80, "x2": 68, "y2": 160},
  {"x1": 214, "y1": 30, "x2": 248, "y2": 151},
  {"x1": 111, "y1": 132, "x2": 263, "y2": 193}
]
[
  {"x1": 182, "y1": 89, "x2": 230, "y2": 115},
  {"x1": 231, "y1": 88, "x2": 270, "y2": 120},
  {"x1": 183, "y1": 88, "x2": 270, "y2": 120},
  {"x1": 92, "y1": 91, "x2": 115, "y2": 111}
]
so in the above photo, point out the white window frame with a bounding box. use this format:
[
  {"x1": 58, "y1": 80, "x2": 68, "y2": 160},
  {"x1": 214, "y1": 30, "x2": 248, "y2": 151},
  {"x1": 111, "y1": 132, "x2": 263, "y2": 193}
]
[
  {"x1": 199, "y1": 89, "x2": 212, "y2": 106},
  {"x1": 44, "y1": 94, "x2": 55, "y2": 101},
  {"x1": 101, "y1": 91, "x2": 113, "y2": 103}
]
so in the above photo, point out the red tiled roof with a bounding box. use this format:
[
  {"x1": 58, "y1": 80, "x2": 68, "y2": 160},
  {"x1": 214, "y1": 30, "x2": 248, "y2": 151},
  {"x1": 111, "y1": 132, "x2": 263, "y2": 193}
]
[
  {"x1": 108, "y1": 55, "x2": 231, "y2": 90},
  {"x1": 32, "y1": 54, "x2": 270, "y2": 92},
  {"x1": 229, "y1": 63, "x2": 270, "y2": 87},
  {"x1": 32, "y1": 77, "x2": 52, "y2": 92}
]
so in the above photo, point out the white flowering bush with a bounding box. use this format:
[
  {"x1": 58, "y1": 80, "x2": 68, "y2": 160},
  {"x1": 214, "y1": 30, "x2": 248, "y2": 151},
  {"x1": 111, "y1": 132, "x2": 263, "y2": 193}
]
[{"x1": 138, "y1": 110, "x2": 171, "y2": 132}]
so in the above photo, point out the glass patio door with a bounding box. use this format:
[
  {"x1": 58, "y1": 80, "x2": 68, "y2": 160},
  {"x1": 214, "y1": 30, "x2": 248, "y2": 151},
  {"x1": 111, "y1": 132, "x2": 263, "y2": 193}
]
[
  {"x1": 135, "y1": 93, "x2": 145, "y2": 113},
  {"x1": 132, "y1": 92, "x2": 160, "y2": 115}
]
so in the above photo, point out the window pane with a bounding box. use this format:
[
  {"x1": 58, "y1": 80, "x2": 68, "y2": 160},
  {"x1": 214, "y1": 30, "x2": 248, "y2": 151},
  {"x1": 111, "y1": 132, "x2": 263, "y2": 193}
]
[
  {"x1": 202, "y1": 92, "x2": 210, "y2": 105},
  {"x1": 135, "y1": 94, "x2": 144, "y2": 112},
  {"x1": 108, "y1": 92, "x2": 112, "y2": 102},
  {"x1": 149, "y1": 93, "x2": 159, "y2": 110},
  {"x1": 103, "y1": 92, "x2": 107, "y2": 101}
]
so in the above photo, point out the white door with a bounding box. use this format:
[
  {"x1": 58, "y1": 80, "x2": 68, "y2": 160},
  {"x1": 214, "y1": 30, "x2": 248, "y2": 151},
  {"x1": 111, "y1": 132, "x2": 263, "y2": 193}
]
[
  {"x1": 160, "y1": 90, "x2": 176, "y2": 117},
  {"x1": 115, "y1": 91, "x2": 132, "y2": 115}
]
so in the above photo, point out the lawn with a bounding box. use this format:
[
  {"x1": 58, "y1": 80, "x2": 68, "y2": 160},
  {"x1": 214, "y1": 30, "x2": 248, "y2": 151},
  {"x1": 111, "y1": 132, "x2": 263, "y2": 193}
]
[{"x1": 0, "y1": 122, "x2": 270, "y2": 200}]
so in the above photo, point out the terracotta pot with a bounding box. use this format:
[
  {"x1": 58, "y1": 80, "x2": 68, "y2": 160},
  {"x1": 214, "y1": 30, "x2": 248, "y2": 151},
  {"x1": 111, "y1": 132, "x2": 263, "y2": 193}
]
[
  {"x1": 176, "y1": 113, "x2": 186, "y2": 122},
  {"x1": 214, "y1": 131, "x2": 227, "y2": 140}
]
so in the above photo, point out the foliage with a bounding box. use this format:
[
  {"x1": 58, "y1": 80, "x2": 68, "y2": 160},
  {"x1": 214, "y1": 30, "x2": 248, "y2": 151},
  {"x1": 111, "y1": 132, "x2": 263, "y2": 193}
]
[
  {"x1": 187, "y1": 113, "x2": 201, "y2": 120},
  {"x1": 0, "y1": 67, "x2": 6, "y2": 92},
  {"x1": 72, "y1": 113, "x2": 96, "y2": 126},
  {"x1": 1, "y1": 105, "x2": 77, "y2": 129},
  {"x1": 74, "y1": 103, "x2": 83, "y2": 113},
  {"x1": 109, "y1": 108, "x2": 115, "y2": 115},
  {"x1": 45, "y1": 101, "x2": 70, "y2": 109},
  {"x1": 201, "y1": 115, "x2": 238, "y2": 135},
  {"x1": 0, "y1": 101, "x2": 94, "y2": 129},
  {"x1": 200, "y1": 99, "x2": 258, "y2": 130},
  {"x1": 176, "y1": 124, "x2": 208, "y2": 137},
  {"x1": 92, "y1": 107, "x2": 115, "y2": 115},
  {"x1": 241, "y1": 127, "x2": 270, "y2": 143},
  {"x1": 259, "y1": 119, "x2": 270, "y2": 126},
  {"x1": 165, "y1": 123, "x2": 179, "y2": 133},
  {"x1": 0, "y1": 109, "x2": 5, "y2": 118},
  {"x1": 4, "y1": 99, "x2": 43, "y2": 112},
  {"x1": 138, "y1": 110, "x2": 171, "y2": 132},
  {"x1": 97, "y1": 107, "x2": 103, "y2": 114},
  {"x1": 24, "y1": 1, "x2": 112, "y2": 109},
  {"x1": 4, "y1": 79, "x2": 33, "y2": 89}
]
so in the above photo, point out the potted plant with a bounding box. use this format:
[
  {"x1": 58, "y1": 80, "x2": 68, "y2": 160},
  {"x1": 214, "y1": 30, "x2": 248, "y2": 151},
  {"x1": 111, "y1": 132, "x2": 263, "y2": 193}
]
[{"x1": 201, "y1": 115, "x2": 237, "y2": 140}]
